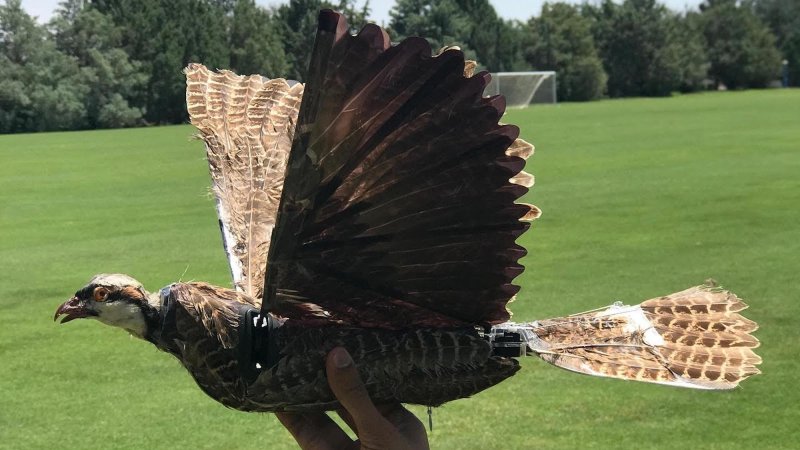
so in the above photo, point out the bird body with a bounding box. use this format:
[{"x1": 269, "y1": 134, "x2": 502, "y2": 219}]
[
  {"x1": 55, "y1": 10, "x2": 760, "y2": 416},
  {"x1": 56, "y1": 276, "x2": 759, "y2": 412},
  {"x1": 57, "y1": 277, "x2": 516, "y2": 411}
]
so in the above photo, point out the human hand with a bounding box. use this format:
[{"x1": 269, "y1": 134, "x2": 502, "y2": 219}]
[{"x1": 276, "y1": 347, "x2": 429, "y2": 450}]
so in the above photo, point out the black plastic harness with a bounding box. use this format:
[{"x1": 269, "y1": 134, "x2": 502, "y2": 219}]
[{"x1": 237, "y1": 307, "x2": 281, "y2": 384}]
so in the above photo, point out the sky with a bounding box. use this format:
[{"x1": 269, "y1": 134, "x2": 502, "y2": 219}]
[{"x1": 22, "y1": 0, "x2": 704, "y2": 25}]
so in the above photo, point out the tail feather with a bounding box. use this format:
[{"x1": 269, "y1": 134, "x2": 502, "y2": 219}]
[
  {"x1": 640, "y1": 285, "x2": 749, "y2": 313},
  {"x1": 648, "y1": 313, "x2": 758, "y2": 334},
  {"x1": 641, "y1": 283, "x2": 761, "y2": 388},
  {"x1": 654, "y1": 326, "x2": 760, "y2": 348},
  {"x1": 526, "y1": 282, "x2": 761, "y2": 389},
  {"x1": 659, "y1": 344, "x2": 762, "y2": 367}
]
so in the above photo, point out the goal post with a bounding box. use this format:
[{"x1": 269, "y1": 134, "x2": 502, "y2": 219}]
[{"x1": 484, "y1": 71, "x2": 557, "y2": 107}]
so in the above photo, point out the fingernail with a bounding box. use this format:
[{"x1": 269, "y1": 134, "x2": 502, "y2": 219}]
[{"x1": 332, "y1": 347, "x2": 353, "y2": 369}]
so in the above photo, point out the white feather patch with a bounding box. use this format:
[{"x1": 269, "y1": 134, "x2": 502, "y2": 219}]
[
  {"x1": 595, "y1": 303, "x2": 666, "y2": 347},
  {"x1": 215, "y1": 201, "x2": 245, "y2": 289},
  {"x1": 94, "y1": 302, "x2": 147, "y2": 338}
]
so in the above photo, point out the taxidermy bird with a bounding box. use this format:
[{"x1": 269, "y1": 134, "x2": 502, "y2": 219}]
[{"x1": 55, "y1": 11, "x2": 761, "y2": 412}]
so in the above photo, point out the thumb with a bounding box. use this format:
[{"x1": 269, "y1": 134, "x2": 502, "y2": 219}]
[{"x1": 325, "y1": 347, "x2": 395, "y2": 437}]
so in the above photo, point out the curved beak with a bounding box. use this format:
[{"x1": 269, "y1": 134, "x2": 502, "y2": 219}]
[{"x1": 54, "y1": 297, "x2": 96, "y2": 323}]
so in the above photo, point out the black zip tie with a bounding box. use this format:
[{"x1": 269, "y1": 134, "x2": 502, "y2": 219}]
[{"x1": 427, "y1": 406, "x2": 433, "y2": 431}]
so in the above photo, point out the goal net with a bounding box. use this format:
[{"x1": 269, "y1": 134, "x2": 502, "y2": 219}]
[{"x1": 484, "y1": 71, "x2": 557, "y2": 107}]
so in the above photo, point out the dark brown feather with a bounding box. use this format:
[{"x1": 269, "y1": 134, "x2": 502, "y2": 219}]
[{"x1": 262, "y1": 11, "x2": 533, "y2": 329}]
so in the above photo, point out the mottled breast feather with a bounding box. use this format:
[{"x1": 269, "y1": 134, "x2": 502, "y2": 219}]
[{"x1": 157, "y1": 283, "x2": 257, "y2": 408}]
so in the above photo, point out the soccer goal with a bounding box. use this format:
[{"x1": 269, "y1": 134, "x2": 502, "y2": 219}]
[{"x1": 484, "y1": 71, "x2": 557, "y2": 107}]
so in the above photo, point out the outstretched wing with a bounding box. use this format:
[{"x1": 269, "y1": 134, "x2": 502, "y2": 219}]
[
  {"x1": 185, "y1": 64, "x2": 304, "y2": 299},
  {"x1": 261, "y1": 11, "x2": 538, "y2": 329}
]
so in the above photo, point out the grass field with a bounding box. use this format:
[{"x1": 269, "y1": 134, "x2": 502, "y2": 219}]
[{"x1": 1, "y1": 89, "x2": 799, "y2": 449}]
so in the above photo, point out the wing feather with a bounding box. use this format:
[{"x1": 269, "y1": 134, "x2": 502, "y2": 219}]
[
  {"x1": 185, "y1": 64, "x2": 304, "y2": 299},
  {"x1": 261, "y1": 11, "x2": 536, "y2": 328}
]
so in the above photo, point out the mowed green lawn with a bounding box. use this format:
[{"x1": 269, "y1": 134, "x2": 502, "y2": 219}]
[{"x1": 1, "y1": 89, "x2": 798, "y2": 449}]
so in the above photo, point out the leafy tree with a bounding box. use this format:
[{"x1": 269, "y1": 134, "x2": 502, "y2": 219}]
[
  {"x1": 699, "y1": 0, "x2": 781, "y2": 88},
  {"x1": 754, "y1": 0, "x2": 800, "y2": 86},
  {"x1": 452, "y1": 0, "x2": 525, "y2": 71},
  {"x1": 525, "y1": 3, "x2": 607, "y2": 101},
  {"x1": 389, "y1": 0, "x2": 473, "y2": 56},
  {"x1": 584, "y1": 0, "x2": 686, "y2": 97},
  {"x1": 94, "y1": 0, "x2": 230, "y2": 124},
  {"x1": 337, "y1": 0, "x2": 371, "y2": 33},
  {"x1": 0, "y1": 0, "x2": 87, "y2": 132},
  {"x1": 210, "y1": 0, "x2": 236, "y2": 14},
  {"x1": 273, "y1": 0, "x2": 324, "y2": 81},
  {"x1": 229, "y1": 0, "x2": 287, "y2": 77},
  {"x1": 671, "y1": 12, "x2": 709, "y2": 92},
  {"x1": 50, "y1": 0, "x2": 146, "y2": 128},
  {"x1": 274, "y1": 0, "x2": 372, "y2": 81},
  {"x1": 389, "y1": 0, "x2": 529, "y2": 70}
]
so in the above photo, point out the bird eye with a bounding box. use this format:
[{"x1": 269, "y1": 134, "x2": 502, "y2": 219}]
[{"x1": 93, "y1": 287, "x2": 109, "y2": 302}]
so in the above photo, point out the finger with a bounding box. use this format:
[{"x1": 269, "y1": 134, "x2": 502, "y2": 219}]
[
  {"x1": 376, "y1": 403, "x2": 404, "y2": 416},
  {"x1": 276, "y1": 412, "x2": 353, "y2": 450},
  {"x1": 376, "y1": 404, "x2": 429, "y2": 449},
  {"x1": 375, "y1": 403, "x2": 411, "y2": 428},
  {"x1": 336, "y1": 408, "x2": 358, "y2": 435},
  {"x1": 325, "y1": 347, "x2": 394, "y2": 436},
  {"x1": 376, "y1": 403, "x2": 416, "y2": 426}
]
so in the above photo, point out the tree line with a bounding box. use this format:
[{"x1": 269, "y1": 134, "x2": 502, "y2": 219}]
[{"x1": 0, "y1": 0, "x2": 796, "y2": 133}]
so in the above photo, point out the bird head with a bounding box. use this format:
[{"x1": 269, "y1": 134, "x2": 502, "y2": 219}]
[{"x1": 54, "y1": 274, "x2": 158, "y2": 339}]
